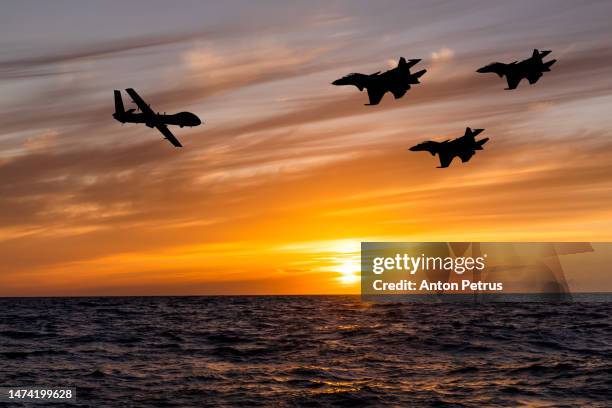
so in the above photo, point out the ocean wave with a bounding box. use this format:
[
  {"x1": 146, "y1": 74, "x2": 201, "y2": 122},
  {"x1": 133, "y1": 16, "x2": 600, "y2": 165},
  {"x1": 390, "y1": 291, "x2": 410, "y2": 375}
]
[{"x1": 0, "y1": 296, "x2": 609, "y2": 407}]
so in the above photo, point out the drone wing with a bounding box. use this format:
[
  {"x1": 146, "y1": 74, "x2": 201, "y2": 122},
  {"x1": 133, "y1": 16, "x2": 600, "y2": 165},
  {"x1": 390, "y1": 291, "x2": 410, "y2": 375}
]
[
  {"x1": 155, "y1": 124, "x2": 183, "y2": 148},
  {"x1": 125, "y1": 88, "x2": 155, "y2": 116}
]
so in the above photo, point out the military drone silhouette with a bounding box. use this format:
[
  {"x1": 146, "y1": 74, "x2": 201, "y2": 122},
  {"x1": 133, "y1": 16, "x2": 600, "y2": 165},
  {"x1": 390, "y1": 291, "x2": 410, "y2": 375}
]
[{"x1": 113, "y1": 88, "x2": 202, "y2": 147}]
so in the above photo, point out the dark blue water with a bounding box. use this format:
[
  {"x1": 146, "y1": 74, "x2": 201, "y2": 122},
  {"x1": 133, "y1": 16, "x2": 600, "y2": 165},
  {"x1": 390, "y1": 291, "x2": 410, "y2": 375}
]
[{"x1": 0, "y1": 296, "x2": 610, "y2": 407}]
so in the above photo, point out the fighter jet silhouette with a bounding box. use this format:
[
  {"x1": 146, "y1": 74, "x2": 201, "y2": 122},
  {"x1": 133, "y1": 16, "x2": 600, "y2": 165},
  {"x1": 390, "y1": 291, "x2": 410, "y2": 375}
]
[
  {"x1": 476, "y1": 49, "x2": 556, "y2": 90},
  {"x1": 113, "y1": 88, "x2": 202, "y2": 147},
  {"x1": 409, "y1": 127, "x2": 489, "y2": 168},
  {"x1": 332, "y1": 57, "x2": 426, "y2": 105}
]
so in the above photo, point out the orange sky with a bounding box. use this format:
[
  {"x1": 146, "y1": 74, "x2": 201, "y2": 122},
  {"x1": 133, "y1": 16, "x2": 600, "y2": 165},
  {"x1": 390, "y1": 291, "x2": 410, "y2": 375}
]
[{"x1": 1, "y1": 1, "x2": 612, "y2": 295}]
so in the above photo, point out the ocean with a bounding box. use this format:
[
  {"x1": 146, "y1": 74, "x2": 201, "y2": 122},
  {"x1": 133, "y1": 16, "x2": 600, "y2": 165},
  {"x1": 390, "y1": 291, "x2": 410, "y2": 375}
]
[{"x1": 0, "y1": 296, "x2": 610, "y2": 407}]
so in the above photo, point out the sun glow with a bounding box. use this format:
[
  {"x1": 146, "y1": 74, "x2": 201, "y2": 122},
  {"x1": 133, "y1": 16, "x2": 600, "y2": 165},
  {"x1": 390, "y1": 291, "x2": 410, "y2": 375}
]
[{"x1": 335, "y1": 258, "x2": 360, "y2": 285}]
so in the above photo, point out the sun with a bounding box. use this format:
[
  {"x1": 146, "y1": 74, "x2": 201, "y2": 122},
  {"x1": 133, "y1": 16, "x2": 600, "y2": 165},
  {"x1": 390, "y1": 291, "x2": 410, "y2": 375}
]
[{"x1": 335, "y1": 258, "x2": 360, "y2": 285}]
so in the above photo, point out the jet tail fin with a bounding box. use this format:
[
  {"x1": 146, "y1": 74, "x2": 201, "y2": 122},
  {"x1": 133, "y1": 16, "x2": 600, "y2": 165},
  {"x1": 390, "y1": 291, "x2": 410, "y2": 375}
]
[
  {"x1": 475, "y1": 137, "x2": 489, "y2": 150},
  {"x1": 533, "y1": 49, "x2": 552, "y2": 63},
  {"x1": 539, "y1": 50, "x2": 552, "y2": 58},
  {"x1": 410, "y1": 69, "x2": 427, "y2": 84},
  {"x1": 543, "y1": 59, "x2": 556, "y2": 71},
  {"x1": 398, "y1": 57, "x2": 421, "y2": 70},
  {"x1": 466, "y1": 127, "x2": 484, "y2": 138}
]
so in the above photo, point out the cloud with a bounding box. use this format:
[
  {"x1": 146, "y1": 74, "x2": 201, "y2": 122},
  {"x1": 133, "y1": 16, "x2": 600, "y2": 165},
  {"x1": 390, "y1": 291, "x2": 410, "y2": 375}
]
[
  {"x1": 22, "y1": 130, "x2": 59, "y2": 152},
  {"x1": 431, "y1": 47, "x2": 455, "y2": 62},
  {"x1": 0, "y1": 32, "x2": 207, "y2": 79},
  {"x1": 176, "y1": 42, "x2": 333, "y2": 101}
]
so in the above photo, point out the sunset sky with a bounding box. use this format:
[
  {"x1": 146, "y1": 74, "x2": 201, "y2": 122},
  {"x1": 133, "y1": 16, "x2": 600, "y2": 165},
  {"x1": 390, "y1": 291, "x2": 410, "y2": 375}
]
[{"x1": 1, "y1": 0, "x2": 612, "y2": 295}]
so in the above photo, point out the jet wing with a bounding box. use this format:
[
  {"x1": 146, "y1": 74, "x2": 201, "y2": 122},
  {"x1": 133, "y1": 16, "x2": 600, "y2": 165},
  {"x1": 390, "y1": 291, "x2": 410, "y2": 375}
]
[
  {"x1": 527, "y1": 72, "x2": 542, "y2": 84},
  {"x1": 125, "y1": 88, "x2": 155, "y2": 116},
  {"x1": 390, "y1": 86, "x2": 408, "y2": 100},
  {"x1": 505, "y1": 73, "x2": 522, "y2": 90},
  {"x1": 459, "y1": 151, "x2": 474, "y2": 163},
  {"x1": 156, "y1": 124, "x2": 183, "y2": 147},
  {"x1": 437, "y1": 152, "x2": 454, "y2": 168},
  {"x1": 365, "y1": 87, "x2": 386, "y2": 105}
]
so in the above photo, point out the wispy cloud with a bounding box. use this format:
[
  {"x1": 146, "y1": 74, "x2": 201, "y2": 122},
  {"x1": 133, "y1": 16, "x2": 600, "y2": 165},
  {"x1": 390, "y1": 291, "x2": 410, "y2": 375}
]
[{"x1": 431, "y1": 47, "x2": 454, "y2": 61}]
